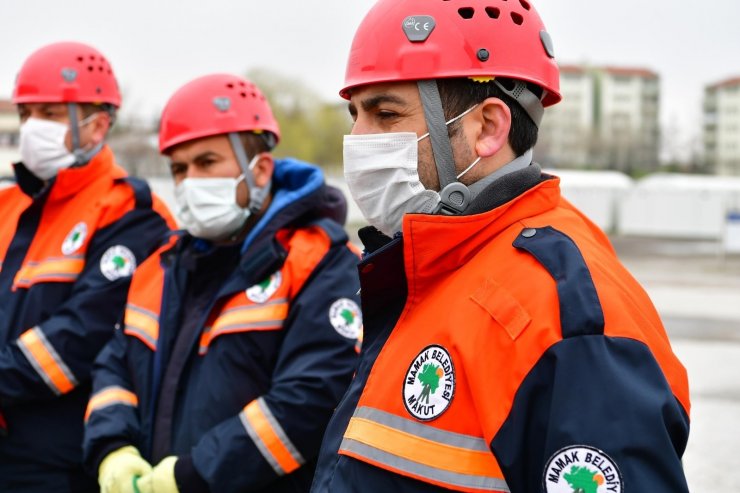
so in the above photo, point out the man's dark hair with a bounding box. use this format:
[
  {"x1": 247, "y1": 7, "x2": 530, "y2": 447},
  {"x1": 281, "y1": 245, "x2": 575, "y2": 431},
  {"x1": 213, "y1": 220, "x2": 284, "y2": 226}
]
[
  {"x1": 436, "y1": 77, "x2": 540, "y2": 156},
  {"x1": 238, "y1": 131, "x2": 274, "y2": 159},
  {"x1": 80, "y1": 103, "x2": 117, "y2": 127}
]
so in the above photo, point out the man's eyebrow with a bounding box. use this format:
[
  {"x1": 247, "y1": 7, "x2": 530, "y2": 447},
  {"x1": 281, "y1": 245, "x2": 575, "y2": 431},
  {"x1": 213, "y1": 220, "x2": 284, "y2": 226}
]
[
  {"x1": 193, "y1": 151, "x2": 220, "y2": 163},
  {"x1": 360, "y1": 94, "x2": 408, "y2": 112}
]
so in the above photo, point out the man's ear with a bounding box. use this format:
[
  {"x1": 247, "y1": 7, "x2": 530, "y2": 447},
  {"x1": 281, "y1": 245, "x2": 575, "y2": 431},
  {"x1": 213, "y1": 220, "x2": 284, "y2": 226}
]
[
  {"x1": 89, "y1": 112, "x2": 112, "y2": 144},
  {"x1": 251, "y1": 153, "x2": 274, "y2": 188},
  {"x1": 474, "y1": 97, "x2": 512, "y2": 158}
]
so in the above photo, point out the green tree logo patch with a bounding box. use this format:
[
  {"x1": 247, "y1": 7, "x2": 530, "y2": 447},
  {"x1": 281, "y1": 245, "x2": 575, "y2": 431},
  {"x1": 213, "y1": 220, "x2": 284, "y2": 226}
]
[
  {"x1": 62, "y1": 222, "x2": 88, "y2": 255},
  {"x1": 100, "y1": 245, "x2": 136, "y2": 281},
  {"x1": 403, "y1": 345, "x2": 455, "y2": 421},
  {"x1": 329, "y1": 298, "x2": 362, "y2": 340},
  {"x1": 246, "y1": 271, "x2": 282, "y2": 303},
  {"x1": 544, "y1": 446, "x2": 622, "y2": 493}
]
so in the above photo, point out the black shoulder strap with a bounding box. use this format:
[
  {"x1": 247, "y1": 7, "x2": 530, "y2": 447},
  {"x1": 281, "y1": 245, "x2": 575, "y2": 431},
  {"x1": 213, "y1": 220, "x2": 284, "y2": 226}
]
[
  {"x1": 307, "y1": 217, "x2": 349, "y2": 246},
  {"x1": 115, "y1": 176, "x2": 153, "y2": 209},
  {"x1": 513, "y1": 226, "x2": 605, "y2": 338}
]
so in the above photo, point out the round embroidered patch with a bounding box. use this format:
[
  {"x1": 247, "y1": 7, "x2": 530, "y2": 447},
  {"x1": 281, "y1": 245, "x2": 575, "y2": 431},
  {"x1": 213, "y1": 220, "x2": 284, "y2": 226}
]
[
  {"x1": 62, "y1": 222, "x2": 88, "y2": 255},
  {"x1": 543, "y1": 445, "x2": 623, "y2": 493},
  {"x1": 246, "y1": 271, "x2": 282, "y2": 303},
  {"x1": 403, "y1": 345, "x2": 455, "y2": 421},
  {"x1": 100, "y1": 245, "x2": 136, "y2": 281},
  {"x1": 329, "y1": 298, "x2": 362, "y2": 339}
]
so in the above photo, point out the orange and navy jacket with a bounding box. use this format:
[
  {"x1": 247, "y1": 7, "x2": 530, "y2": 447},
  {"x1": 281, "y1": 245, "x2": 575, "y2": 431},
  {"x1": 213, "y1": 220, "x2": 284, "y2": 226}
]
[
  {"x1": 84, "y1": 158, "x2": 361, "y2": 493},
  {"x1": 0, "y1": 146, "x2": 174, "y2": 489},
  {"x1": 311, "y1": 167, "x2": 690, "y2": 493}
]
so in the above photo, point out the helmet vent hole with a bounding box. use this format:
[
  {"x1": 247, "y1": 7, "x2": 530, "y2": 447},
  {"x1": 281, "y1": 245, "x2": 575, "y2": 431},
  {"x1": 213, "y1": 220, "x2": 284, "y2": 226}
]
[
  {"x1": 511, "y1": 12, "x2": 524, "y2": 25},
  {"x1": 240, "y1": 92, "x2": 247, "y2": 98},
  {"x1": 87, "y1": 66, "x2": 94, "y2": 72},
  {"x1": 89, "y1": 55, "x2": 96, "y2": 61},
  {"x1": 458, "y1": 7, "x2": 475, "y2": 19},
  {"x1": 77, "y1": 56, "x2": 84, "y2": 62},
  {"x1": 226, "y1": 83, "x2": 234, "y2": 89},
  {"x1": 519, "y1": 0, "x2": 531, "y2": 10},
  {"x1": 485, "y1": 7, "x2": 500, "y2": 19}
]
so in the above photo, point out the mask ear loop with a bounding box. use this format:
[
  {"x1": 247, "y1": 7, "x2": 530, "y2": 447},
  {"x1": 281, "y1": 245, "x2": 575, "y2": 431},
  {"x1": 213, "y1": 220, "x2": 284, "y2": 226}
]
[
  {"x1": 228, "y1": 132, "x2": 270, "y2": 214},
  {"x1": 67, "y1": 103, "x2": 104, "y2": 166}
]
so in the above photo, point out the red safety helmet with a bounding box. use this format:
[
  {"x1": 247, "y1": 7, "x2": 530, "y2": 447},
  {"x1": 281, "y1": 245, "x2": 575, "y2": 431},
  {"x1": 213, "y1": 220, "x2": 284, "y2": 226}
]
[
  {"x1": 341, "y1": 0, "x2": 561, "y2": 106},
  {"x1": 13, "y1": 41, "x2": 121, "y2": 107},
  {"x1": 159, "y1": 74, "x2": 280, "y2": 154}
]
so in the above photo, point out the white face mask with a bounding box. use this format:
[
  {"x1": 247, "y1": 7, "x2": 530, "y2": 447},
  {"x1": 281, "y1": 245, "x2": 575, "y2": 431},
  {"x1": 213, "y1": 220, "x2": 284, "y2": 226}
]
[
  {"x1": 19, "y1": 117, "x2": 78, "y2": 180},
  {"x1": 175, "y1": 175, "x2": 251, "y2": 240},
  {"x1": 343, "y1": 106, "x2": 480, "y2": 237},
  {"x1": 344, "y1": 132, "x2": 441, "y2": 237}
]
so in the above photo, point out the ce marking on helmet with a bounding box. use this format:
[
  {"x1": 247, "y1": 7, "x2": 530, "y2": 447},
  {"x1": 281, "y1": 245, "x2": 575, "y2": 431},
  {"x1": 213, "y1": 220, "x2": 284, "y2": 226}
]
[
  {"x1": 405, "y1": 18, "x2": 431, "y2": 31},
  {"x1": 403, "y1": 15, "x2": 436, "y2": 43}
]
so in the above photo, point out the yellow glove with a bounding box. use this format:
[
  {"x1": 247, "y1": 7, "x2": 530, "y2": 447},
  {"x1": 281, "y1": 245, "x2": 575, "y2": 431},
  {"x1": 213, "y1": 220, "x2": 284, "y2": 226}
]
[
  {"x1": 134, "y1": 456, "x2": 179, "y2": 493},
  {"x1": 99, "y1": 445, "x2": 153, "y2": 493}
]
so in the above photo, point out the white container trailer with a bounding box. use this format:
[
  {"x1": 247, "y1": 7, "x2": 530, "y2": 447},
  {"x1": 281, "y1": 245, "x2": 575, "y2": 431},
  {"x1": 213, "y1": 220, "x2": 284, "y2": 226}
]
[
  {"x1": 618, "y1": 174, "x2": 740, "y2": 239},
  {"x1": 544, "y1": 169, "x2": 633, "y2": 232}
]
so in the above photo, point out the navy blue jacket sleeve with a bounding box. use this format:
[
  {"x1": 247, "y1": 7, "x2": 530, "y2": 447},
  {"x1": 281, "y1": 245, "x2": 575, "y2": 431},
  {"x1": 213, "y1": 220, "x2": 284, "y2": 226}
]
[
  {"x1": 82, "y1": 326, "x2": 143, "y2": 473},
  {"x1": 490, "y1": 335, "x2": 690, "y2": 493},
  {"x1": 0, "y1": 198, "x2": 169, "y2": 405},
  {"x1": 179, "y1": 243, "x2": 361, "y2": 493}
]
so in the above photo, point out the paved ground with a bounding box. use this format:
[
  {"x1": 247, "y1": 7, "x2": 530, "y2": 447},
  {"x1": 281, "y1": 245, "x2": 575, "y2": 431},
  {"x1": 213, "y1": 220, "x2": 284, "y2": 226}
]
[{"x1": 614, "y1": 237, "x2": 740, "y2": 492}]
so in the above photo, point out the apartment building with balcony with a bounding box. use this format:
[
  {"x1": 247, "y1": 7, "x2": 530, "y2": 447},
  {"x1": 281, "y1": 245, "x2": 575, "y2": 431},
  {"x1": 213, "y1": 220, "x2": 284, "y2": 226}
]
[
  {"x1": 537, "y1": 65, "x2": 660, "y2": 173},
  {"x1": 704, "y1": 77, "x2": 740, "y2": 176}
]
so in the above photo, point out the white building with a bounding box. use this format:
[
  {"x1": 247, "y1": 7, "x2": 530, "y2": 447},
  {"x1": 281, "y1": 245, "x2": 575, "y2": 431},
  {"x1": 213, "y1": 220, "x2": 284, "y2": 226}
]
[
  {"x1": 537, "y1": 65, "x2": 660, "y2": 173},
  {"x1": 0, "y1": 100, "x2": 19, "y2": 177},
  {"x1": 537, "y1": 65, "x2": 594, "y2": 168},
  {"x1": 598, "y1": 67, "x2": 660, "y2": 173},
  {"x1": 704, "y1": 77, "x2": 740, "y2": 176}
]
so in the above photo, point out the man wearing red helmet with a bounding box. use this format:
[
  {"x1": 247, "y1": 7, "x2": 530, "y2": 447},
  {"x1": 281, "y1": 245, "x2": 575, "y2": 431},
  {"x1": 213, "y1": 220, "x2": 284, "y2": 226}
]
[
  {"x1": 83, "y1": 74, "x2": 361, "y2": 493},
  {"x1": 311, "y1": 1, "x2": 690, "y2": 493},
  {"x1": 0, "y1": 42, "x2": 174, "y2": 492}
]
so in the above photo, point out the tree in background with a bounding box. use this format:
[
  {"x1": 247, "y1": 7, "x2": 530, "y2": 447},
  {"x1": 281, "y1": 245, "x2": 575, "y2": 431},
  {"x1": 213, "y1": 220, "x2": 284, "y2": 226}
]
[{"x1": 247, "y1": 68, "x2": 351, "y2": 174}]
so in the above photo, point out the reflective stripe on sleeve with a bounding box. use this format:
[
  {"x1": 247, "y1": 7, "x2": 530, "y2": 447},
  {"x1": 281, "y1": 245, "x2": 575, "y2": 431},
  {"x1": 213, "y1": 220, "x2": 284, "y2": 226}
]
[
  {"x1": 339, "y1": 407, "x2": 510, "y2": 492},
  {"x1": 123, "y1": 304, "x2": 159, "y2": 350},
  {"x1": 17, "y1": 327, "x2": 79, "y2": 395},
  {"x1": 239, "y1": 397, "x2": 305, "y2": 476},
  {"x1": 85, "y1": 385, "x2": 138, "y2": 422}
]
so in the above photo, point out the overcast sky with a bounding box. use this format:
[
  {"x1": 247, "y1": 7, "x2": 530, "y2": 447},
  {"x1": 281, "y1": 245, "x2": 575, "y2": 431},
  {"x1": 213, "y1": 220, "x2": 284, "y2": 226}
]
[{"x1": 2, "y1": 0, "x2": 739, "y2": 156}]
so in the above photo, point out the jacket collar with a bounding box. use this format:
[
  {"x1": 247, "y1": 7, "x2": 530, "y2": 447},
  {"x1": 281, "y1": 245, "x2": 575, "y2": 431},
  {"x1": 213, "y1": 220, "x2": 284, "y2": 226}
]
[
  {"x1": 14, "y1": 145, "x2": 119, "y2": 200},
  {"x1": 400, "y1": 176, "x2": 561, "y2": 288}
]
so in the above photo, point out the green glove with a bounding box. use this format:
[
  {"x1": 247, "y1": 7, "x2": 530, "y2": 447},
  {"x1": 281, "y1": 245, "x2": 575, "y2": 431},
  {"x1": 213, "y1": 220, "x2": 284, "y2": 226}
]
[
  {"x1": 99, "y1": 445, "x2": 153, "y2": 493},
  {"x1": 135, "y1": 456, "x2": 179, "y2": 493}
]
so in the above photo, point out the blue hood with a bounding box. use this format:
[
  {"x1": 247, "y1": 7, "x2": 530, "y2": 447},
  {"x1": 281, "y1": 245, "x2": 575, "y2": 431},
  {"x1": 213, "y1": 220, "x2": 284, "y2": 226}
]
[{"x1": 241, "y1": 157, "x2": 325, "y2": 253}]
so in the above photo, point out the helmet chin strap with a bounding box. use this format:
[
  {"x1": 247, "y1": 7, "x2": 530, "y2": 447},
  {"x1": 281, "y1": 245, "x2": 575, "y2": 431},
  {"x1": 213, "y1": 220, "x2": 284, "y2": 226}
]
[
  {"x1": 67, "y1": 103, "x2": 103, "y2": 166},
  {"x1": 417, "y1": 80, "x2": 471, "y2": 215},
  {"x1": 228, "y1": 132, "x2": 270, "y2": 214}
]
